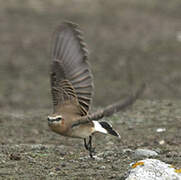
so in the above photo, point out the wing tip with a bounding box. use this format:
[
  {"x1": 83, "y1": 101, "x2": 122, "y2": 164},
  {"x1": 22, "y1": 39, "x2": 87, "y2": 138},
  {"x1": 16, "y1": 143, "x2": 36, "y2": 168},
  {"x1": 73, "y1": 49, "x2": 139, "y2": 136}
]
[{"x1": 56, "y1": 21, "x2": 89, "y2": 59}]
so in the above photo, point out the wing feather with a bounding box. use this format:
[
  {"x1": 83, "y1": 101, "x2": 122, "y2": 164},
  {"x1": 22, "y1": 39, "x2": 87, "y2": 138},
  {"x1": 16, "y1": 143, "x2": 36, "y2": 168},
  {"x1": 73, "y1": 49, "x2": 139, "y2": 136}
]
[{"x1": 50, "y1": 21, "x2": 94, "y2": 115}]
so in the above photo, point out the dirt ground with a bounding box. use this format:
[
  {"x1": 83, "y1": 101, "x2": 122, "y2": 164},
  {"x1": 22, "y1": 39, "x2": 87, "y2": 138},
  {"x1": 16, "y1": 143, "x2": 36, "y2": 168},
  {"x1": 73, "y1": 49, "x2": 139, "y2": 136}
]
[
  {"x1": 0, "y1": 0, "x2": 181, "y2": 179},
  {"x1": 0, "y1": 100, "x2": 181, "y2": 179}
]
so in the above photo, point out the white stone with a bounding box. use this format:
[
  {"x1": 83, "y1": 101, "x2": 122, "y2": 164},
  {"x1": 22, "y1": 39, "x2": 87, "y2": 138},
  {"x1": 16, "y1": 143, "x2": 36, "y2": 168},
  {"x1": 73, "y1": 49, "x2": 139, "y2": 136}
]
[{"x1": 126, "y1": 159, "x2": 181, "y2": 180}]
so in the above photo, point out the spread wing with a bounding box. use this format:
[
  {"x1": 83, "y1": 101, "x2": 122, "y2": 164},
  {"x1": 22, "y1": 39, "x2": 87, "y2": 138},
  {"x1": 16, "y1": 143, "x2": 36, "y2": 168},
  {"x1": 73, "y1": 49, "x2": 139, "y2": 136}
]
[{"x1": 50, "y1": 21, "x2": 94, "y2": 115}]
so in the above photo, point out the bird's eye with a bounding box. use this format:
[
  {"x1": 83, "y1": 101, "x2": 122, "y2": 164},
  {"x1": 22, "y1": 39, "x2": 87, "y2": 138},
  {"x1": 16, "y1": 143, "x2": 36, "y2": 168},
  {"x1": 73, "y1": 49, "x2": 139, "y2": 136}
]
[{"x1": 57, "y1": 117, "x2": 62, "y2": 121}]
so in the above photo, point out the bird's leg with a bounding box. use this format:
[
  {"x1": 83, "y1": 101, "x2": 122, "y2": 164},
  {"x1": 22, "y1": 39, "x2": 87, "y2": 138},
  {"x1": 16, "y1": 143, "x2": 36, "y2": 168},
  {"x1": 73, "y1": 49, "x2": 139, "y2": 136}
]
[
  {"x1": 84, "y1": 136, "x2": 96, "y2": 158},
  {"x1": 87, "y1": 136, "x2": 92, "y2": 149},
  {"x1": 90, "y1": 136, "x2": 95, "y2": 158},
  {"x1": 84, "y1": 136, "x2": 95, "y2": 158},
  {"x1": 84, "y1": 138, "x2": 88, "y2": 150},
  {"x1": 87, "y1": 136, "x2": 93, "y2": 158}
]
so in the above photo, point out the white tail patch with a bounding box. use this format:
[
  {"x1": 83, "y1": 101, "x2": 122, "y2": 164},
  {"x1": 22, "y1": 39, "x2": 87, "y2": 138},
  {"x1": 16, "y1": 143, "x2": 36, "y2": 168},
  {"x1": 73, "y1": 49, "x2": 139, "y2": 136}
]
[{"x1": 93, "y1": 121, "x2": 108, "y2": 134}]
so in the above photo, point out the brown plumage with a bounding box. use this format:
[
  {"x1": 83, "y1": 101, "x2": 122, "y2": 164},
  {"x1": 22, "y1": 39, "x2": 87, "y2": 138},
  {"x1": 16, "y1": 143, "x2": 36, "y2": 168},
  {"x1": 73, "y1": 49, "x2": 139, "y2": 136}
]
[{"x1": 48, "y1": 21, "x2": 145, "y2": 158}]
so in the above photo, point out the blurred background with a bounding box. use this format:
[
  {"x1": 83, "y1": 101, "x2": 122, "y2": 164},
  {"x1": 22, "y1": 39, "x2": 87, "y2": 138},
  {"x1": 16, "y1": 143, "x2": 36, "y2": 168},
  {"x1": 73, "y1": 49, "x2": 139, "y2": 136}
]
[{"x1": 1, "y1": 0, "x2": 181, "y2": 111}]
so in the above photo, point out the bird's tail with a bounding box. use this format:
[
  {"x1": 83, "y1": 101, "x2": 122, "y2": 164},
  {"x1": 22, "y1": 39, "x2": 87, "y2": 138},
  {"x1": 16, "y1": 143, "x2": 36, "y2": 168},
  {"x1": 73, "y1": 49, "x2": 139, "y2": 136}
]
[{"x1": 93, "y1": 121, "x2": 120, "y2": 138}]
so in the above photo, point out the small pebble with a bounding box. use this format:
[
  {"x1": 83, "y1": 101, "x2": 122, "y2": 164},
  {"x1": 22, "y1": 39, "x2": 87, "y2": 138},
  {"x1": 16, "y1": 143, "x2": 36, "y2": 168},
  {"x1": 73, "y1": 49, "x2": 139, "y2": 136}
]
[
  {"x1": 159, "y1": 140, "x2": 165, "y2": 145},
  {"x1": 55, "y1": 167, "x2": 61, "y2": 171},
  {"x1": 134, "y1": 148, "x2": 158, "y2": 158},
  {"x1": 122, "y1": 149, "x2": 133, "y2": 154},
  {"x1": 156, "y1": 128, "x2": 166, "y2": 133},
  {"x1": 61, "y1": 163, "x2": 66, "y2": 167},
  {"x1": 49, "y1": 172, "x2": 55, "y2": 176},
  {"x1": 9, "y1": 153, "x2": 21, "y2": 161},
  {"x1": 99, "y1": 166, "x2": 106, "y2": 170}
]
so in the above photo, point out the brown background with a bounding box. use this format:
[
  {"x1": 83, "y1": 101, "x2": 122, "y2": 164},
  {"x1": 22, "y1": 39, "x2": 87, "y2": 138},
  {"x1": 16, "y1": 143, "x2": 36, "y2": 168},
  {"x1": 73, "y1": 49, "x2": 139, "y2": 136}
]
[{"x1": 1, "y1": 0, "x2": 181, "y2": 111}]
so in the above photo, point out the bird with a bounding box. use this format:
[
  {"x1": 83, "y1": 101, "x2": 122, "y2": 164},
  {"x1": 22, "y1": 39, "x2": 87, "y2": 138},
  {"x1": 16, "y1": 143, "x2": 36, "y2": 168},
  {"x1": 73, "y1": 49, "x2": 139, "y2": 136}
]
[{"x1": 47, "y1": 21, "x2": 145, "y2": 158}]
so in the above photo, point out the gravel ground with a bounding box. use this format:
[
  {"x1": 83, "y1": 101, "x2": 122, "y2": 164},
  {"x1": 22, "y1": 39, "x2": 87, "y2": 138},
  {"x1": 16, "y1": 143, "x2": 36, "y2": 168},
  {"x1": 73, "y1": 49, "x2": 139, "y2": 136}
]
[{"x1": 0, "y1": 100, "x2": 181, "y2": 179}]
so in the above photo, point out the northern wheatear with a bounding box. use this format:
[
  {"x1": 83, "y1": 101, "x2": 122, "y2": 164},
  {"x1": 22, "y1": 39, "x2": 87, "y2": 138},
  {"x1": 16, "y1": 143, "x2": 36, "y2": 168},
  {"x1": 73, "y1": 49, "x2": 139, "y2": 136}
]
[{"x1": 48, "y1": 21, "x2": 141, "y2": 158}]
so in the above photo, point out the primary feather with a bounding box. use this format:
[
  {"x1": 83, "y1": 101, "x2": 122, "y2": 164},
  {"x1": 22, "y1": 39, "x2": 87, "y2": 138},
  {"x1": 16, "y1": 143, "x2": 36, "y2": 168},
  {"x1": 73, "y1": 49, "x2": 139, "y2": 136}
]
[{"x1": 50, "y1": 21, "x2": 94, "y2": 115}]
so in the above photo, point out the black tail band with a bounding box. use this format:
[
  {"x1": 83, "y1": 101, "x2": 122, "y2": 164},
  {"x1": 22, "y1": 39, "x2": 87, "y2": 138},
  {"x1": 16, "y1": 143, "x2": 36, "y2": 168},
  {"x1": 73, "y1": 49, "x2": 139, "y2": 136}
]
[{"x1": 100, "y1": 121, "x2": 120, "y2": 137}]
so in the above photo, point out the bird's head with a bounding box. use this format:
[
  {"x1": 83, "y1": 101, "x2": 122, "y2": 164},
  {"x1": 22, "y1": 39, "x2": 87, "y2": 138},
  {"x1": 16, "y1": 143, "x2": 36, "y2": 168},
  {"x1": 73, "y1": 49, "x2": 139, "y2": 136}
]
[
  {"x1": 47, "y1": 114, "x2": 66, "y2": 134},
  {"x1": 47, "y1": 114, "x2": 63, "y2": 126}
]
